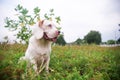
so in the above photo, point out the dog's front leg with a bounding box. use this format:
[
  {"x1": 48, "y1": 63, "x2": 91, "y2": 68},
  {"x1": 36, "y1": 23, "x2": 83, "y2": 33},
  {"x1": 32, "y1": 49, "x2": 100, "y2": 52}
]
[
  {"x1": 30, "y1": 59, "x2": 39, "y2": 75},
  {"x1": 45, "y1": 56, "x2": 50, "y2": 73}
]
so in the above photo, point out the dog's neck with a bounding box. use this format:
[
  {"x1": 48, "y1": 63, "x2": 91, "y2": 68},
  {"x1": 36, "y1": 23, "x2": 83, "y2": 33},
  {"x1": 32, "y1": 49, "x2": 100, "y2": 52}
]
[{"x1": 36, "y1": 38, "x2": 52, "y2": 47}]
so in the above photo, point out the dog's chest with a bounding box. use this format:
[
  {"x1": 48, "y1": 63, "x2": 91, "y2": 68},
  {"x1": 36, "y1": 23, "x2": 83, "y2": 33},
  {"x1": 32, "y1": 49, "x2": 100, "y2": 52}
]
[
  {"x1": 36, "y1": 46, "x2": 51, "y2": 55},
  {"x1": 28, "y1": 36, "x2": 52, "y2": 56}
]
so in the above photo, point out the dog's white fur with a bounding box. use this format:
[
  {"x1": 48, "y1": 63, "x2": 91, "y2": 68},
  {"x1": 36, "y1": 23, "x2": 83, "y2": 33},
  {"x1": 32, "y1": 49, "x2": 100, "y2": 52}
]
[{"x1": 20, "y1": 20, "x2": 59, "y2": 74}]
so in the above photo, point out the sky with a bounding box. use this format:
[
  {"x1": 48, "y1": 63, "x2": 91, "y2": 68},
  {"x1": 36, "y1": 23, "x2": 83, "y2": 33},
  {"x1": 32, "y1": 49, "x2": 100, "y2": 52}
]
[{"x1": 0, "y1": 0, "x2": 120, "y2": 43}]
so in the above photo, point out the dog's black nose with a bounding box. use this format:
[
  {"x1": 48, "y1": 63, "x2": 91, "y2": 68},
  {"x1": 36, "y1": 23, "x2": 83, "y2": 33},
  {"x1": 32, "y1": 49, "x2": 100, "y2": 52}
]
[{"x1": 58, "y1": 31, "x2": 60, "y2": 34}]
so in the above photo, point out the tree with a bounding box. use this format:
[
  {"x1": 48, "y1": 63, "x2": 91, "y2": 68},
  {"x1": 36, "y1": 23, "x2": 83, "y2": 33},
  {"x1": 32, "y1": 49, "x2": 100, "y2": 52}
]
[
  {"x1": 74, "y1": 38, "x2": 86, "y2": 45},
  {"x1": 117, "y1": 38, "x2": 120, "y2": 44},
  {"x1": 55, "y1": 34, "x2": 66, "y2": 46},
  {"x1": 4, "y1": 4, "x2": 61, "y2": 44},
  {"x1": 118, "y1": 24, "x2": 120, "y2": 41},
  {"x1": 119, "y1": 24, "x2": 120, "y2": 31},
  {"x1": 107, "y1": 40, "x2": 115, "y2": 44},
  {"x1": 84, "y1": 30, "x2": 101, "y2": 44},
  {"x1": 75, "y1": 38, "x2": 82, "y2": 45},
  {"x1": 3, "y1": 36, "x2": 8, "y2": 43}
]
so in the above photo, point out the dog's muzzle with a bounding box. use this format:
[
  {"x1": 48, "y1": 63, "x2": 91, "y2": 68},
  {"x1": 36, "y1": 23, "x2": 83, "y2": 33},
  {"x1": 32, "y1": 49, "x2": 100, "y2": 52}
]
[{"x1": 43, "y1": 32, "x2": 60, "y2": 42}]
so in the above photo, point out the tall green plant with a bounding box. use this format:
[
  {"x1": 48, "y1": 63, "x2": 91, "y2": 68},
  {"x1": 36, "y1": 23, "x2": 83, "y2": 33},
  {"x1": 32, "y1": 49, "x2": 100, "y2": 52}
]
[{"x1": 4, "y1": 4, "x2": 61, "y2": 44}]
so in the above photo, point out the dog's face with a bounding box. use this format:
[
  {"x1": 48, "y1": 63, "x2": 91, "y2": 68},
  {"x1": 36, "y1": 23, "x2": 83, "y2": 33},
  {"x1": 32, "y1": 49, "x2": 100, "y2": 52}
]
[
  {"x1": 33, "y1": 20, "x2": 60, "y2": 42},
  {"x1": 41, "y1": 20, "x2": 60, "y2": 38}
]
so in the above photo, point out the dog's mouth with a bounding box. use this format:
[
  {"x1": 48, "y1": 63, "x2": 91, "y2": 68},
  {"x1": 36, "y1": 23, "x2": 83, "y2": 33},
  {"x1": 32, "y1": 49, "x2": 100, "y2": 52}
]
[{"x1": 43, "y1": 32, "x2": 58, "y2": 42}]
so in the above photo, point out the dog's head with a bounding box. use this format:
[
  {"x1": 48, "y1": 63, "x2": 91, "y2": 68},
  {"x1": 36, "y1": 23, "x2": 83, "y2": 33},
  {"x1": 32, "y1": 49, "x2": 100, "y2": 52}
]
[{"x1": 33, "y1": 20, "x2": 60, "y2": 42}]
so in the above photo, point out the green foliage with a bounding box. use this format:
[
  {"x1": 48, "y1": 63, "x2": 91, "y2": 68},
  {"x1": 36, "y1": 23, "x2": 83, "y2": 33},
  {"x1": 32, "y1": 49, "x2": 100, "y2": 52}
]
[
  {"x1": 55, "y1": 34, "x2": 66, "y2": 46},
  {"x1": 0, "y1": 44, "x2": 120, "y2": 80},
  {"x1": 74, "y1": 38, "x2": 86, "y2": 45},
  {"x1": 107, "y1": 40, "x2": 115, "y2": 44},
  {"x1": 84, "y1": 30, "x2": 101, "y2": 44},
  {"x1": 117, "y1": 38, "x2": 120, "y2": 44},
  {"x1": 4, "y1": 4, "x2": 61, "y2": 44},
  {"x1": 75, "y1": 38, "x2": 82, "y2": 45}
]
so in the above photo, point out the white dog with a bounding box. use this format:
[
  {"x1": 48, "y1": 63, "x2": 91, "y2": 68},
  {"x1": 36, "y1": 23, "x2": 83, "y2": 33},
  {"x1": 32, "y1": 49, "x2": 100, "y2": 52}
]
[{"x1": 20, "y1": 20, "x2": 60, "y2": 74}]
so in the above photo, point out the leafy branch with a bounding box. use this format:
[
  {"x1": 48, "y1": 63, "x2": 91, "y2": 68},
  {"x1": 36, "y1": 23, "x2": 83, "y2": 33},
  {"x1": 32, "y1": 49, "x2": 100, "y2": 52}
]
[{"x1": 4, "y1": 4, "x2": 61, "y2": 44}]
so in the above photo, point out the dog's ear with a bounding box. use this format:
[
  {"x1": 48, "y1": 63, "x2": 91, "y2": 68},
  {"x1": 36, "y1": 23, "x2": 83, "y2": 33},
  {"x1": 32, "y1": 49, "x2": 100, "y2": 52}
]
[
  {"x1": 32, "y1": 23, "x2": 44, "y2": 39},
  {"x1": 39, "y1": 20, "x2": 44, "y2": 27}
]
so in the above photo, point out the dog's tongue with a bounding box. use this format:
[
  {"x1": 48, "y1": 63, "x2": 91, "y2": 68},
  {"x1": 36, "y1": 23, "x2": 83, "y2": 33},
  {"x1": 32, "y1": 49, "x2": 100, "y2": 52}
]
[
  {"x1": 43, "y1": 32, "x2": 58, "y2": 42},
  {"x1": 52, "y1": 38, "x2": 57, "y2": 42}
]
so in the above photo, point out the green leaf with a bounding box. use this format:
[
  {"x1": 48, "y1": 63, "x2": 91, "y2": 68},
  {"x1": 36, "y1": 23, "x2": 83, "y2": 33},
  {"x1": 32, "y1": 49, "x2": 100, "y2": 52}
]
[
  {"x1": 20, "y1": 8, "x2": 28, "y2": 15},
  {"x1": 44, "y1": 13, "x2": 49, "y2": 20},
  {"x1": 18, "y1": 4, "x2": 23, "y2": 10},
  {"x1": 57, "y1": 27, "x2": 61, "y2": 30},
  {"x1": 50, "y1": 13, "x2": 54, "y2": 16},
  {"x1": 18, "y1": 16, "x2": 23, "y2": 20},
  {"x1": 49, "y1": 9, "x2": 54, "y2": 16},
  {"x1": 4, "y1": 17, "x2": 13, "y2": 27},
  {"x1": 15, "y1": 4, "x2": 23, "y2": 11},
  {"x1": 34, "y1": 7, "x2": 40, "y2": 14},
  {"x1": 55, "y1": 16, "x2": 61, "y2": 24},
  {"x1": 29, "y1": 19, "x2": 35, "y2": 26},
  {"x1": 50, "y1": 9, "x2": 54, "y2": 12},
  {"x1": 55, "y1": 16, "x2": 61, "y2": 21}
]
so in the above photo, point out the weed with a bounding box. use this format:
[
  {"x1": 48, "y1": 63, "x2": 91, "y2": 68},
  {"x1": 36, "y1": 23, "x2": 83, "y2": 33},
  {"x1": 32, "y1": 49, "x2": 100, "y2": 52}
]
[{"x1": 0, "y1": 44, "x2": 120, "y2": 80}]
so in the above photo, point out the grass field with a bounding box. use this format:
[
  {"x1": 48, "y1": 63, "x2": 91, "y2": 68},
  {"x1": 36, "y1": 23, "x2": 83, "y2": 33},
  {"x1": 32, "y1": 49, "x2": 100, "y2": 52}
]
[{"x1": 0, "y1": 44, "x2": 120, "y2": 80}]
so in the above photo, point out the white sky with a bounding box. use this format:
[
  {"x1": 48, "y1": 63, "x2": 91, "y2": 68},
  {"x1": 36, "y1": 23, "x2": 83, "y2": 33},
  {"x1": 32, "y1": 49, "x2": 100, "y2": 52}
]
[{"x1": 0, "y1": 0, "x2": 120, "y2": 43}]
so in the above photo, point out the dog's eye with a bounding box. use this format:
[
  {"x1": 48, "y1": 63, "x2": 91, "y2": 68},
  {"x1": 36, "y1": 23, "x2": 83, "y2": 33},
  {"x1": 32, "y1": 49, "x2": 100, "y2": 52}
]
[{"x1": 48, "y1": 24, "x2": 52, "y2": 27}]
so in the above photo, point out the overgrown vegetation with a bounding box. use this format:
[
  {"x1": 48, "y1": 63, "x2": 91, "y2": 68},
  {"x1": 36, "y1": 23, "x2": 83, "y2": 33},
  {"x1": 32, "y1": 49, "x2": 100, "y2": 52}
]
[{"x1": 0, "y1": 44, "x2": 120, "y2": 80}]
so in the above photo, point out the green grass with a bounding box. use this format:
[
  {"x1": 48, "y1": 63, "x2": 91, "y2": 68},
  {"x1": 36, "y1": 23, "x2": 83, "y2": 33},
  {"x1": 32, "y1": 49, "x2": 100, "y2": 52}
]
[{"x1": 0, "y1": 44, "x2": 120, "y2": 80}]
